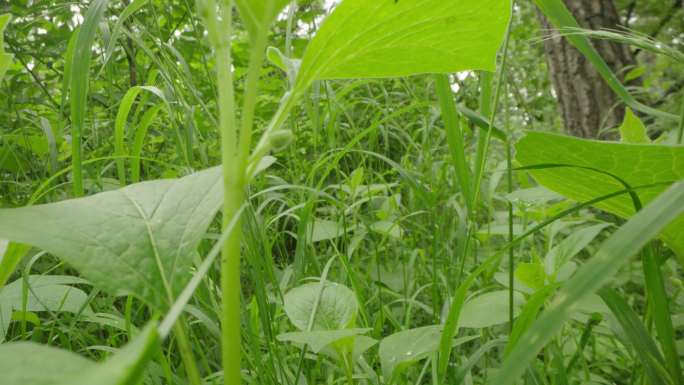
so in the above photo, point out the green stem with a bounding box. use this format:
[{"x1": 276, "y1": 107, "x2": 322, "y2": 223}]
[
  {"x1": 238, "y1": 27, "x2": 270, "y2": 169},
  {"x1": 507, "y1": 141, "x2": 514, "y2": 331},
  {"x1": 200, "y1": 1, "x2": 242, "y2": 384},
  {"x1": 677, "y1": 95, "x2": 684, "y2": 144}
]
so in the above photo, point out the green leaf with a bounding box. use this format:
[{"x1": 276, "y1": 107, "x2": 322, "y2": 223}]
[
  {"x1": 369, "y1": 220, "x2": 403, "y2": 239},
  {"x1": 0, "y1": 343, "x2": 94, "y2": 385},
  {"x1": 492, "y1": 180, "x2": 684, "y2": 385},
  {"x1": 598, "y1": 288, "x2": 669, "y2": 385},
  {"x1": 505, "y1": 284, "x2": 559, "y2": 356},
  {"x1": 379, "y1": 325, "x2": 442, "y2": 379},
  {"x1": 380, "y1": 326, "x2": 475, "y2": 380},
  {"x1": 544, "y1": 223, "x2": 610, "y2": 275},
  {"x1": 516, "y1": 131, "x2": 684, "y2": 264},
  {"x1": 0, "y1": 275, "x2": 93, "y2": 319},
  {"x1": 283, "y1": 281, "x2": 358, "y2": 331},
  {"x1": 310, "y1": 219, "x2": 348, "y2": 243},
  {"x1": 619, "y1": 108, "x2": 650, "y2": 144},
  {"x1": 295, "y1": 0, "x2": 511, "y2": 92},
  {"x1": 624, "y1": 65, "x2": 646, "y2": 82},
  {"x1": 69, "y1": 322, "x2": 160, "y2": 385},
  {"x1": 0, "y1": 241, "x2": 31, "y2": 288},
  {"x1": 459, "y1": 290, "x2": 524, "y2": 329},
  {"x1": 0, "y1": 167, "x2": 223, "y2": 310},
  {"x1": 515, "y1": 262, "x2": 546, "y2": 291},
  {"x1": 276, "y1": 328, "x2": 371, "y2": 353},
  {"x1": 236, "y1": 0, "x2": 290, "y2": 41},
  {"x1": 0, "y1": 321, "x2": 158, "y2": 385},
  {"x1": 266, "y1": 46, "x2": 300, "y2": 85}
]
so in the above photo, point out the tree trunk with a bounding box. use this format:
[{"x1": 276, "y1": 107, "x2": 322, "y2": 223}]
[{"x1": 537, "y1": 0, "x2": 636, "y2": 138}]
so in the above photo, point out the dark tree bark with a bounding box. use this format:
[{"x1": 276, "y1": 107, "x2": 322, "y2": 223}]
[{"x1": 537, "y1": 0, "x2": 636, "y2": 138}]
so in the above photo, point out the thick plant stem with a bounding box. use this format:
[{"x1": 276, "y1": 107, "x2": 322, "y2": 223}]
[{"x1": 200, "y1": 1, "x2": 242, "y2": 384}]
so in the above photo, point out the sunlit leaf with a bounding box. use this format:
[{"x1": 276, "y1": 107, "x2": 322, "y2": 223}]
[
  {"x1": 295, "y1": 0, "x2": 511, "y2": 91},
  {"x1": 619, "y1": 108, "x2": 650, "y2": 144}
]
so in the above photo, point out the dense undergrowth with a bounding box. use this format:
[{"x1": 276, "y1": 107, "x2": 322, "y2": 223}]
[{"x1": 0, "y1": 1, "x2": 683, "y2": 385}]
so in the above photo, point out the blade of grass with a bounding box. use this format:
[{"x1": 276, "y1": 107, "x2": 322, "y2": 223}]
[
  {"x1": 69, "y1": 0, "x2": 109, "y2": 196},
  {"x1": 435, "y1": 74, "x2": 473, "y2": 215},
  {"x1": 101, "y1": 0, "x2": 149, "y2": 70},
  {"x1": 598, "y1": 288, "x2": 670, "y2": 385},
  {"x1": 114, "y1": 85, "x2": 166, "y2": 185},
  {"x1": 641, "y1": 245, "x2": 683, "y2": 385},
  {"x1": 131, "y1": 103, "x2": 165, "y2": 183},
  {"x1": 492, "y1": 180, "x2": 684, "y2": 385}
]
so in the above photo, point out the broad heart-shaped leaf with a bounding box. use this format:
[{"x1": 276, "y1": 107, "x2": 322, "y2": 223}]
[
  {"x1": 0, "y1": 14, "x2": 13, "y2": 82},
  {"x1": 236, "y1": 0, "x2": 289, "y2": 41},
  {"x1": 0, "y1": 321, "x2": 158, "y2": 385},
  {"x1": 516, "y1": 132, "x2": 684, "y2": 265},
  {"x1": 294, "y1": 0, "x2": 511, "y2": 91},
  {"x1": 283, "y1": 281, "x2": 358, "y2": 331},
  {"x1": 0, "y1": 167, "x2": 223, "y2": 310}
]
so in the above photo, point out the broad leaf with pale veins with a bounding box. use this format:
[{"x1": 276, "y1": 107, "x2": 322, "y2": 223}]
[
  {"x1": 0, "y1": 167, "x2": 223, "y2": 309},
  {"x1": 284, "y1": 281, "x2": 358, "y2": 331}
]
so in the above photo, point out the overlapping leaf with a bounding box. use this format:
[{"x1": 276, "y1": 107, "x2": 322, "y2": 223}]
[
  {"x1": 0, "y1": 167, "x2": 223, "y2": 309},
  {"x1": 516, "y1": 132, "x2": 684, "y2": 264},
  {"x1": 493, "y1": 181, "x2": 684, "y2": 385},
  {"x1": 0, "y1": 322, "x2": 158, "y2": 385},
  {"x1": 295, "y1": 0, "x2": 511, "y2": 91}
]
